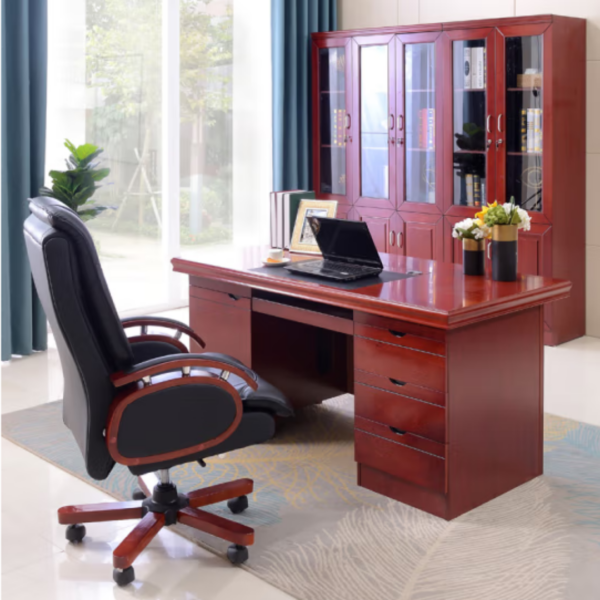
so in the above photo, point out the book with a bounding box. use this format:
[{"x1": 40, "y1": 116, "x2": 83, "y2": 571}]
[
  {"x1": 464, "y1": 47, "x2": 472, "y2": 90},
  {"x1": 533, "y1": 108, "x2": 542, "y2": 152},
  {"x1": 473, "y1": 48, "x2": 484, "y2": 89},
  {"x1": 465, "y1": 173, "x2": 474, "y2": 206},
  {"x1": 526, "y1": 109, "x2": 535, "y2": 153},
  {"x1": 332, "y1": 108, "x2": 345, "y2": 147},
  {"x1": 473, "y1": 174, "x2": 481, "y2": 207},
  {"x1": 427, "y1": 108, "x2": 435, "y2": 150},
  {"x1": 483, "y1": 47, "x2": 487, "y2": 87},
  {"x1": 521, "y1": 109, "x2": 528, "y2": 152},
  {"x1": 283, "y1": 190, "x2": 315, "y2": 249}
]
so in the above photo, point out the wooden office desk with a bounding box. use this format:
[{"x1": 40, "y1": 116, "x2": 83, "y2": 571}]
[{"x1": 173, "y1": 248, "x2": 570, "y2": 520}]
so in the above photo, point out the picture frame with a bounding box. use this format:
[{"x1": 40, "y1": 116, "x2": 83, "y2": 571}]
[{"x1": 289, "y1": 199, "x2": 338, "y2": 254}]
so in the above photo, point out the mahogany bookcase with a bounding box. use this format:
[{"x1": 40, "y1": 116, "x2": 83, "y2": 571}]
[{"x1": 311, "y1": 14, "x2": 586, "y2": 345}]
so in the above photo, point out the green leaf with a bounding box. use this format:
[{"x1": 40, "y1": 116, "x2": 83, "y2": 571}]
[
  {"x1": 64, "y1": 139, "x2": 78, "y2": 156},
  {"x1": 78, "y1": 149, "x2": 104, "y2": 169},
  {"x1": 75, "y1": 143, "x2": 100, "y2": 161},
  {"x1": 91, "y1": 168, "x2": 110, "y2": 181}
]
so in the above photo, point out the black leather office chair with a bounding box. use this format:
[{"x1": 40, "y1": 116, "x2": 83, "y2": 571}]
[{"x1": 23, "y1": 196, "x2": 293, "y2": 586}]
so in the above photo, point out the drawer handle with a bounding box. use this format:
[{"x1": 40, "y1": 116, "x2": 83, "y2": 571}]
[
  {"x1": 388, "y1": 329, "x2": 406, "y2": 338},
  {"x1": 389, "y1": 378, "x2": 407, "y2": 387},
  {"x1": 390, "y1": 426, "x2": 406, "y2": 436},
  {"x1": 228, "y1": 293, "x2": 239, "y2": 301}
]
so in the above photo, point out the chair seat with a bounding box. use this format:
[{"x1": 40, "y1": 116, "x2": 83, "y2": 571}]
[{"x1": 192, "y1": 368, "x2": 293, "y2": 418}]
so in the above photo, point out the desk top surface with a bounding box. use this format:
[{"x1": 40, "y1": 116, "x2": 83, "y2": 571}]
[{"x1": 172, "y1": 247, "x2": 571, "y2": 329}]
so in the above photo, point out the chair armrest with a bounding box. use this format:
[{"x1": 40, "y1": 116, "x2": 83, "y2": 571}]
[
  {"x1": 121, "y1": 316, "x2": 206, "y2": 349},
  {"x1": 110, "y1": 353, "x2": 259, "y2": 391},
  {"x1": 106, "y1": 370, "x2": 244, "y2": 467}
]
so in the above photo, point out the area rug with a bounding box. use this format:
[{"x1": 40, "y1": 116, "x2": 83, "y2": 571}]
[{"x1": 3, "y1": 396, "x2": 600, "y2": 600}]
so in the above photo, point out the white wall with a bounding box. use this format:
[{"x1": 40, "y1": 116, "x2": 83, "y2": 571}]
[{"x1": 338, "y1": 0, "x2": 600, "y2": 338}]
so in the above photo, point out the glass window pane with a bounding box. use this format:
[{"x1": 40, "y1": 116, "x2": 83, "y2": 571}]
[
  {"x1": 452, "y1": 39, "x2": 487, "y2": 207},
  {"x1": 505, "y1": 35, "x2": 543, "y2": 212},
  {"x1": 404, "y1": 43, "x2": 435, "y2": 204},
  {"x1": 318, "y1": 48, "x2": 347, "y2": 195},
  {"x1": 46, "y1": 0, "x2": 165, "y2": 313},
  {"x1": 360, "y1": 45, "x2": 389, "y2": 199}
]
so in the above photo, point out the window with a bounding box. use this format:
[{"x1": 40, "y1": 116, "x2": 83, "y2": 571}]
[{"x1": 46, "y1": 0, "x2": 271, "y2": 314}]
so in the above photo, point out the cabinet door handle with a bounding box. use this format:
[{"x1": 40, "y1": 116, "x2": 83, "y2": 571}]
[
  {"x1": 496, "y1": 138, "x2": 503, "y2": 148},
  {"x1": 398, "y1": 114, "x2": 404, "y2": 131},
  {"x1": 389, "y1": 231, "x2": 395, "y2": 247},
  {"x1": 396, "y1": 231, "x2": 401, "y2": 247},
  {"x1": 389, "y1": 378, "x2": 407, "y2": 386},
  {"x1": 228, "y1": 293, "x2": 239, "y2": 301},
  {"x1": 390, "y1": 426, "x2": 407, "y2": 436},
  {"x1": 389, "y1": 114, "x2": 395, "y2": 130},
  {"x1": 346, "y1": 113, "x2": 351, "y2": 129},
  {"x1": 497, "y1": 113, "x2": 503, "y2": 133},
  {"x1": 388, "y1": 330, "x2": 406, "y2": 338},
  {"x1": 486, "y1": 114, "x2": 492, "y2": 134},
  {"x1": 398, "y1": 231, "x2": 404, "y2": 248}
]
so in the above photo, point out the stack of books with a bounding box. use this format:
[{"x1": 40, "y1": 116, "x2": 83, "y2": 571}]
[
  {"x1": 464, "y1": 174, "x2": 483, "y2": 207},
  {"x1": 331, "y1": 108, "x2": 346, "y2": 147},
  {"x1": 270, "y1": 190, "x2": 315, "y2": 249},
  {"x1": 463, "y1": 47, "x2": 486, "y2": 90},
  {"x1": 521, "y1": 108, "x2": 543, "y2": 153}
]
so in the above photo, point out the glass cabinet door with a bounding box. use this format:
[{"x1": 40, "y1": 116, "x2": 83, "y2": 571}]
[
  {"x1": 403, "y1": 42, "x2": 436, "y2": 205},
  {"x1": 317, "y1": 45, "x2": 349, "y2": 198},
  {"x1": 503, "y1": 34, "x2": 543, "y2": 213},
  {"x1": 354, "y1": 36, "x2": 394, "y2": 208},
  {"x1": 451, "y1": 36, "x2": 492, "y2": 208}
]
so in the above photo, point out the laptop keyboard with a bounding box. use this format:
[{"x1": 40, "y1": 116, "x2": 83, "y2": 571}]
[{"x1": 301, "y1": 260, "x2": 378, "y2": 276}]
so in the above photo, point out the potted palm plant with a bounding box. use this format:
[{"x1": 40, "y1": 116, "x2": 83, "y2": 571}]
[{"x1": 40, "y1": 139, "x2": 112, "y2": 221}]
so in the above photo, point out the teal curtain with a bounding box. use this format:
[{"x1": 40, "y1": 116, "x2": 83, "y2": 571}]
[
  {"x1": 1, "y1": 0, "x2": 48, "y2": 360},
  {"x1": 272, "y1": 0, "x2": 337, "y2": 191}
]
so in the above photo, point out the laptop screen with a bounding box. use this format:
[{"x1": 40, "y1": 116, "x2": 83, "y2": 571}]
[{"x1": 308, "y1": 217, "x2": 384, "y2": 269}]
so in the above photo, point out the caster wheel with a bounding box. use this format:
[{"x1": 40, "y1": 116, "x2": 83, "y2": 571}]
[
  {"x1": 132, "y1": 488, "x2": 146, "y2": 500},
  {"x1": 65, "y1": 524, "x2": 86, "y2": 543},
  {"x1": 113, "y1": 566, "x2": 135, "y2": 587},
  {"x1": 227, "y1": 495, "x2": 248, "y2": 515},
  {"x1": 227, "y1": 544, "x2": 249, "y2": 565}
]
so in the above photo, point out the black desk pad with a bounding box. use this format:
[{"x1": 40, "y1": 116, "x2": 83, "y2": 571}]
[{"x1": 249, "y1": 264, "x2": 421, "y2": 291}]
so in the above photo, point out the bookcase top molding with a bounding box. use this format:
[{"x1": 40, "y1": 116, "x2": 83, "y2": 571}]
[{"x1": 310, "y1": 14, "x2": 584, "y2": 41}]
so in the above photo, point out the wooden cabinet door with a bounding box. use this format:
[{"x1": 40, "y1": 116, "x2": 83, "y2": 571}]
[
  {"x1": 312, "y1": 36, "x2": 353, "y2": 205},
  {"x1": 395, "y1": 32, "x2": 444, "y2": 215},
  {"x1": 442, "y1": 28, "x2": 497, "y2": 218},
  {"x1": 352, "y1": 34, "x2": 396, "y2": 210},
  {"x1": 189, "y1": 293, "x2": 252, "y2": 367},
  {"x1": 494, "y1": 24, "x2": 550, "y2": 225},
  {"x1": 400, "y1": 213, "x2": 444, "y2": 261},
  {"x1": 354, "y1": 206, "x2": 395, "y2": 254}
]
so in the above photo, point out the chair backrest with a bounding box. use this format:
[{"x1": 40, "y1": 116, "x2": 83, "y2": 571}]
[{"x1": 24, "y1": 196, "x2": 135, "y2": 479}]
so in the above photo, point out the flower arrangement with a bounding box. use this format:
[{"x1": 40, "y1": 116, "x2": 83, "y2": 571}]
[
  {"x1": 451, "y1": 217, "x2": 490, "y2": 241},
  {"x1": 475, "y1": 198, "x2": 531, "y2": 231}
]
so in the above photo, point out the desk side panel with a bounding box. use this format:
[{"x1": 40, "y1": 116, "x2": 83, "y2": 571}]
[{"x1": 446, "y1": 306, "x2": 543, "y2": 518}]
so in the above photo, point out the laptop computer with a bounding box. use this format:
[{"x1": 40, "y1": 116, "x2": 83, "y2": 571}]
[{"x1": 284, "y1": 217, "x2": 383, "y2": 282}]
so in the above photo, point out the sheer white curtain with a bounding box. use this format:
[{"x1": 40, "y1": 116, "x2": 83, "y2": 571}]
[{"x1": 46, "y1": 0, "x2": 272, "y2": 314}]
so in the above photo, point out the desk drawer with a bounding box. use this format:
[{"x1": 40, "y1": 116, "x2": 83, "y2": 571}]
[
  {"x1": 190, "y1": 285, "x2": 251, "y2": 310},
  {"x1": 355, "y1": 428, "x2": 446, "y2": 493},
  {"x1": 355, "y1": 383, "x2": 446, "y2": 444},
  {"x1": 354, "y1": 337, "x2": 446, "y2": 392},
  {"x1": 355, "y1": 370, "x2": 445, "y2": 407},
  {"x1": 354, "y1": 313, "x2": 445, "y2": 356}
]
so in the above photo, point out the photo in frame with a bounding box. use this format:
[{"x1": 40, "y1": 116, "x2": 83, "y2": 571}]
[{"x1": 289, "y1": 199, "x2": 338, "y2": 254}]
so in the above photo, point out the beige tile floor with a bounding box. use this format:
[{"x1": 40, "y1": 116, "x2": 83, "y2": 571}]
[{"x1": 1, "y1": 307, "x2": 599, "y2": 598}]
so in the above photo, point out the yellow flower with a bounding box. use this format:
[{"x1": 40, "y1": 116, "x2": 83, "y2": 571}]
[{"x1": 475, "y1": 201, "x2": 497, "y2": 221}]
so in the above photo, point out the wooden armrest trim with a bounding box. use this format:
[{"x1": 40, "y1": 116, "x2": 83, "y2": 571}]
[
  {"x1": 110, "y1": 357, "x2": 259, "y2": 391},
  {"x1": 106, "y1": 374, "x2": 244, "y2": 467},
  {"x1": 127, "y1": 334, "x2": 189, "y2": 354},
  {"x1": 122, "y1": 318, "x2": 206, "y2": 349}
]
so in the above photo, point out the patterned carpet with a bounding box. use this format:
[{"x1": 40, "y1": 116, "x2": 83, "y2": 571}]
[{"x1": 3, "y1": 396, "x2": 600, "y2": 600}]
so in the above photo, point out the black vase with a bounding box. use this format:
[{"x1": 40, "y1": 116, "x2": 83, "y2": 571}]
[
  {"x1": 491, "y1": 225, "x2": 518, "y2": 282},
  {"x1": 462, "y1": 239, "x2": 485, "y2": 276}
]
